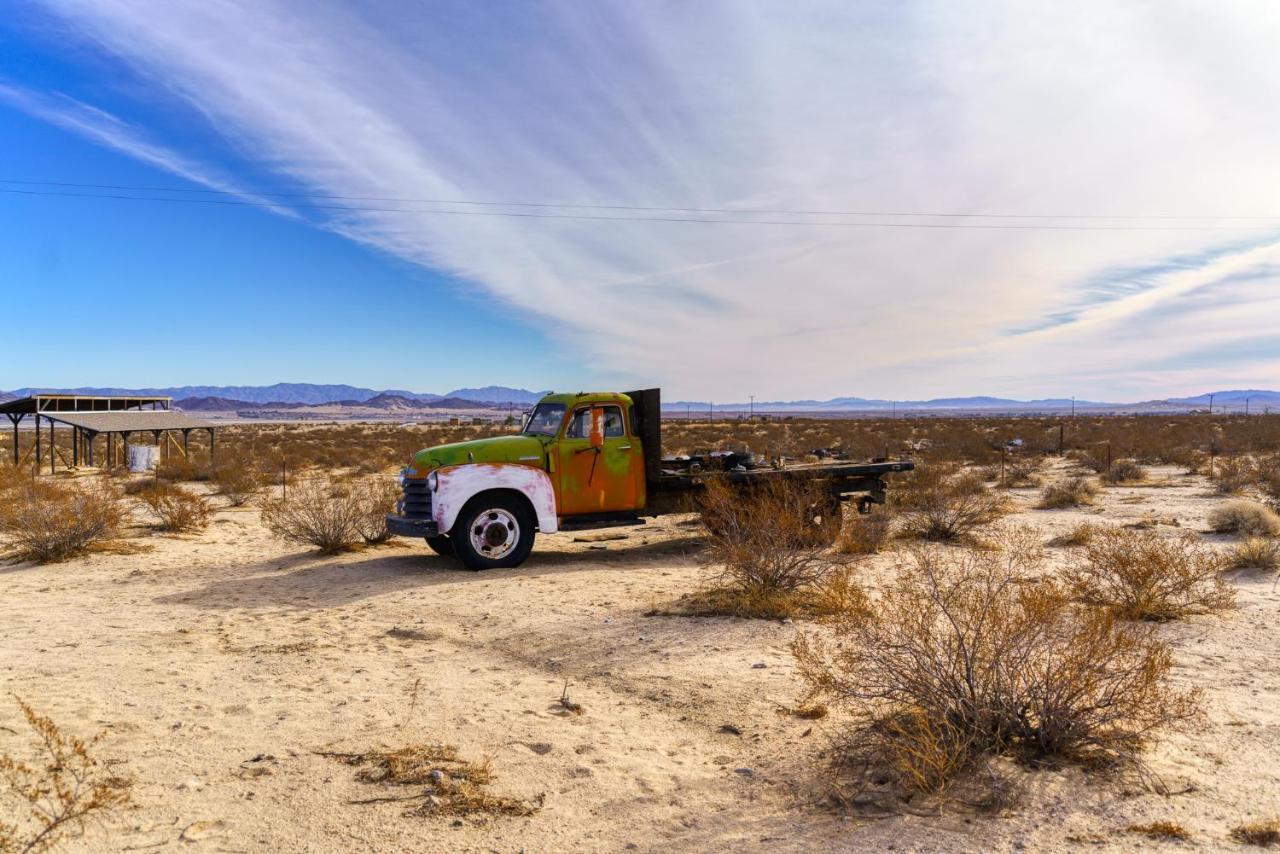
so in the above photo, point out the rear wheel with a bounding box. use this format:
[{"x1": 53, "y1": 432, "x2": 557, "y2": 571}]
[
  {"x1": 452, "y1": 494, "x2": 536, "y2": 570},
  {"x1": 424, "y1": 535, "x2": 454, "y2": 557}
]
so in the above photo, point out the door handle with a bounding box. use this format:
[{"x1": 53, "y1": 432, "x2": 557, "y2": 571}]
[{"x1": 618, "y1": 445, "x2": 632, "y2": 450}]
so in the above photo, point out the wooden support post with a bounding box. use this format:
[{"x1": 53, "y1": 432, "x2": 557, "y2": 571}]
[
  {"x1": 73, "y1": 427, "x2": 79, "y2": 467},
  {"x1": 86, "y1": 431, "x2": 95, "y2": 467},
  {"x1": 122, "y1": 432, "x2": 130, "y2": 469},
  {"x1": 208, "y1": 428, "x2": 216, "y2": 463},
  {"x1": 49, "y1": 418, "x2": 55, "y2": 474},
  {"x1": 7, "y1": 412, "x2": 19, "y2": 464},
  {"x1": 153, "y1": 430, "x2": 162, "y2": 464},
  {"x1": 34, "y1": 413, "x2": 41, "y2": 470},
  {"x1": 182, "y1": 428, "x2": 190, "y2": 458}
]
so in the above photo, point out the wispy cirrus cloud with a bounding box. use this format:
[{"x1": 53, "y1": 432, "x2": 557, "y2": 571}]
[{"x1": 11, "y1": 0, "x2": 1280, "y2": 399}]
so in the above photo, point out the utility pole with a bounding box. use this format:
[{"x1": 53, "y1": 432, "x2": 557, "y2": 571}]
[
  {"x1": 1246, "y1": 396, "x2": 1251, "y2": 416},
  {"x1": 1209, "y1": 393, "x2": 1215, "y2": 415},
  {"x1": 749, "y1": 395, "x2": 754, "y2": 421},
  {"x1": 709, "y1": 401, "x2": 713, "y2": 424},
  {"x1": 686, "y1": 403, "x2": 691, "y2": 422},
  {"x1": 1071, "y1": 396, "x2": 1075, "y2": 417}
]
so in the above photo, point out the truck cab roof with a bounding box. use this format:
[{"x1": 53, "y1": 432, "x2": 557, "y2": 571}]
[{"x1": 536, "y1": 391, "x2": 634, "y2": 409}]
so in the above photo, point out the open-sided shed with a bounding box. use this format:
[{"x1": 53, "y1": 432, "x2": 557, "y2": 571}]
[{"x1": 1, "y1": 394, "x2": 218, "y2": 472}]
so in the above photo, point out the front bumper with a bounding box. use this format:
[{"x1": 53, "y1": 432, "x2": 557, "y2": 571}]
[{"x1": 386, "y1": 513, "x2": 439, "y2": 539}]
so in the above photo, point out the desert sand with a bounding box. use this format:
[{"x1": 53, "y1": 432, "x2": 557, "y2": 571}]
[{"x1": 2, "y1": 462, "x2": 1279, "y2": 852}]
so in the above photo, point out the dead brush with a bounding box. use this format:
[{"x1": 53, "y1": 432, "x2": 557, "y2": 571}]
[
  {"x1": 154, "y1": 454, "x2": 210, "y2": 483},
  {"x1": 891, "y1": 462, "x2": 1008, "y2": 541},
  {"x1": 353, "y1": 478, "x2": 402, "y2": 545},
  {"x1": 1212, "y1": 456, "x2": 1255, "y2": 495},
  {"x1": 0, "y1": 481, "x2": 124, "y2": 563},
  {"x1": 691, "y1": 476, "x2": 846, "y2": 618},
  {"x1": 210, "y1": 460, "x2": 262, "y2": 507},
  {"x1": 323, "y1": 744, "x2": 536, "y2": 818},
  {"x1": 1127, "y1": 821, "x2": 1191, "y2": 841},
  {"x1": 135, "y1": 482, "x2": 212, "y2": 533},
  {"x1": 1048, "y1": 521, "x2": 1100, "y2": 548},
  {"x1": 1037, "y1": 476, "x2": 1098, "y2": 509},
  {"x1": 259, "y1": 477, "x2": 368, "y2": 554},
  {"x1": 0, "y1": 696, "x2": 132, "y2": 853},
  {"x1": 1231, "y1": 819, "x2": 1280, "y2": 847},
  {"x1": 1208, "y1": 500, "x2": 1280, "y2": 537},
  {"x1": 1064, "y1": 528, "x2": 1234, "y2": 621},
  {"x1": 836, "y1": 509, "x2": 894, "y2": 555},
  {"x1": 1103, "y1": 460, "x2": 1147, "y2": 485},
  {"x1": 792, "y1": 537, "x2": 1200, "y2": 798},
  {"x1": 1229, "y1": 538, "x2": 1280, "y2": 573}
]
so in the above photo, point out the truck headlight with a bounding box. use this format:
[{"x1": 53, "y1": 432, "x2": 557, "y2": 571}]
[{"x1": 427, "y1": 471, "x2": 438, "y2": 492}]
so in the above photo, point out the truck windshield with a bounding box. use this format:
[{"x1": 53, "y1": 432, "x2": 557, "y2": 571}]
[{"x1": 522, "y1": 403, "x2": 566, "y2": 436}]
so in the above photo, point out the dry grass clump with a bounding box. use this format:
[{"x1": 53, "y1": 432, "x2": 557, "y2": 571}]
[
  {"x1": 154, "y1": 454, "x2": 210, "y2": 483},
  {"x1": 1038, "y1": 476, "x2": 1098, "y2": 509},
  {"x1": 136, "y1": 482, "x2": 212, "y2": 532},
  {"x1": 0, "y1": 696, "x2": 132, "y2": 853},
  {"x1": 260, "y1": 477, "x2": 400, "y2": 554},
  {"x1": 1127, "y1": 821, "x2": 1191, "y2": 841},
  {"x1": 1064, "y1": 529, "x2": 1234, "y2": 621},
  {"x1": 1231, "y1": 819, "x2": 1280, "y2": 847},
  {"x1": 1208, "y1": 500, "x2": 1280, "y2": 537},
  {"x1": 210, "y1": 460, "x2": 262, "y2": 507},
  {"x1": 1048, "y1": 521, "x2": 1101, "y2": 548},
  {"x1": 837, "y1": 510, "x2": 894, "y2": 555},
  {"x1": 0, "y1": 482, "x2": 124, "y2": 563},
  {"x1": 324, "y1": 744, "x2": 535, "y2": 818},
  {"x1": 692, "y1": 477, "x2": 844, "y2": 618},
  {"x1": 792, "y1": 538, "x2": 1199, "y2": 797},
  {"x1": 1229, "y1": 538, "x2": 1280, "y2": 573},
  {"x1": 1103, "y1": 460, "x2": 1147, "y2": 485},
  {"x1": 891, "y1": 463, "x2": 1008, "y2": 541}
]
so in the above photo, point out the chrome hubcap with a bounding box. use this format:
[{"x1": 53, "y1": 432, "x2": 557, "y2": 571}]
[{"x1": 469, "y1": 508, "x2": 519, "y2": 560}]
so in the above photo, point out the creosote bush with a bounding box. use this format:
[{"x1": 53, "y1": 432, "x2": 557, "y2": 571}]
[
  {"x1": 136, "y1": 482, "x2": 212, "y2": 532},
  {"x1": 0, "y1": 482, "x2": 123, "y2": 563},
  {"x1": 1208, "y1": 500, "x2": 1280, "y2": 537},
  {"x1": 1102, "y1": 460, "x2": 1147, "y2": 485},
  {"x1": 891, "y1": 462, "x2": 1008, "y2": 541},
  {"x1": 1064, "y1": 528, "x2": 1234, "y2": 621},
  {"x1": 354, "y1": 478, "x2": 402, "y2": 545},
  {"x1": 1231, "y1": 819, "x2": 1280, "y2": 847},
  {"x1": 211, "y1": 460, "x2": 262, "y2": 507},
  {"x1": 1037, "y1": 476, "x2": 1098, "y2": 509},
  {"x1": 792, "y1": 536, "x2": 1199, "y2": 796},
  {"x1": 1212, "y1": 457, "x2": 1254, "y2": 495},
  {"x1": 837, "y1": 509, "x2": 894, "y2": 555},
  {"x1": 260, "y1": 477, "x2": 401, "y2": 554}
]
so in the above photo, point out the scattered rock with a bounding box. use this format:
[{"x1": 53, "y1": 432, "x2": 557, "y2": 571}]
[
  {"x1": 751, "y1": 663, "x2": 767, "y2": 669},
  {"x1": 573, "y1": 531, "x2": 629, "y2": 543},
  {"x1": 734, "y1": 767, "x2": 754, "y2": 777},
  {"x1": 180, "y1": 820, "x2": 229, "y2": 842},
  {"x1": 527, "y1": 742, "x2": 554, "y2": 755},
  {"x1": 429, "y1": 769, "x2": 445, "y2": 784},
  {"x1": 718, "y1": 724, "x2": 743, "y2": 736}
]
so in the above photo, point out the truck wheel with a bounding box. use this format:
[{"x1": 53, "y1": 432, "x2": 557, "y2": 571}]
[
  {"x1": 452, "y1": 494, "x2": 536, "y2": 570},
  {"x1": 424, "y1": 535, "x2": 454, "y2": 557}
]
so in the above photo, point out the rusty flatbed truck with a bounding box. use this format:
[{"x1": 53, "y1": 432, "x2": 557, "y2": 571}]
[{"x1": 386, "y1": 389, "x2": 914, "y2": 570}]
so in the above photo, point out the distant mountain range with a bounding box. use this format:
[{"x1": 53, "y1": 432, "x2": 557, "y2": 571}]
[{"x1": 2, "y1": 384, "x2": 1277, "y2": 413}]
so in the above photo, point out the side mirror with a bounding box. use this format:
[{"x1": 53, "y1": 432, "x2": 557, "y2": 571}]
[
  {"x1": 520, "y1": 410, "x2": 532, "y2": 431},
  {"x1": 589, "y1": 407, "x2": 605, "y2": 448}
]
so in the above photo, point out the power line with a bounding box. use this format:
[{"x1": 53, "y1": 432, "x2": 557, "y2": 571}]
[
  {"x1": 2, "y1": 177, "x2": 1279, "y2": 222},
  {"x1": 4, "y1": 186, "x2": 1280, "y2": 231}
]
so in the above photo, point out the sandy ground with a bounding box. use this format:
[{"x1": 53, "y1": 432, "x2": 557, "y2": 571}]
[{"x1": 2, "y1": 462, "x2": 1279, "y2": 852}]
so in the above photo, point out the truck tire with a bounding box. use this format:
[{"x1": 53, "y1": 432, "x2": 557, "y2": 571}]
[
  {"x1": 424, "y1": 535, "x2": 454, "y2": 557},
  {"x1": 452, "y1": 493, "x2": 536, "y2": 570}
]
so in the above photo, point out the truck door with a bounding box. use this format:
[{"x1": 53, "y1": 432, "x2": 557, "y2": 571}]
[{"x1": 556, "y1": 404, "x2": 644, "y2": 515}]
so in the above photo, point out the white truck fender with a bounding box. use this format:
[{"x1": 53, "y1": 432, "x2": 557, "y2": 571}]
[{"x1": 432, "y1": 463, "x2": 559, "y2": 535}]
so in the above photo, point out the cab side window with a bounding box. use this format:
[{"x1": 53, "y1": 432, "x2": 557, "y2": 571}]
[
  {"x1": 566, "y1": 408, "x2": 591, "y2": 439},
  {"x1": 601, "y1": 406, "x2": 625, "y2": 438}
]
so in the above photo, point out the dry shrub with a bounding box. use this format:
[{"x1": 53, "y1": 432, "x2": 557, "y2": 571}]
[
  {"x1": 0, "y1": 482, "x2": 123, "y2": 563},
  {"x1": 793, "y1": 538, "x2": 1199, "y2": 796},
  {"x1": 324, "y1": 744, "x2": 535, "y2": 817},
  {"x1": 891, "y1": 462, "x2": 1008, "y2": 541},
  {"x1": 0, "y1": 697, "x2": 132, "y2": 853},
  {"x1": 136, "y1": 483, "x2": 212, "y2": 532},
  {"x1": 1038, "y1": 476, "x2": 1098, "y2": 509},
  {"x1": 1232, "y1": 819, "x2": 1280, "y2": 847},
  {"x1": 1103, "y1": 460, "x2": 1147, "y2": 485},
  {"x1": 1259, "y1": 457, "x2": 1280, "y2": 510},
  {"x1": 154, "y1": 454, "x2": 210, "y2": 482},
  {"x1": 354, "y1": 478, "x2": 402, "y2": 545},
  {"x1": 1049, "y1": 521, "x2": 1100, "y2": 548},
  {"x1": 1064, "y1": 529, "x2": 1234, "y2": 621},
  {"x1": 210, "y1": 460, "x2": 261, "y2": 507},
  {"x1": 0, "y1": 462, "x2": 31, "y2": 496},
  {"x1": 1213, "y1": 457, "x2": 1254, "y2": 495},
  {"x1": 1229, "y1": 538, "x2": 1280, "y2": 573},
  {"x1": 260, "y1": 477, "x2": 398, "y2": 553},
  {"x1": 1127, "y1": 822, "x2": 1191, "y2": 841},
  {"x1": 1208, "y1": 500, "x2": 1280, "y2": 537},
  {"x1": 837, "y1": 510, "x2": 893, "y2": 555},
  {"x1": 699, "y1": 475, "x2": 840, "y2": 598}
]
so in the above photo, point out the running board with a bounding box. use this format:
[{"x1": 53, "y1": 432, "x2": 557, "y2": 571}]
[{"x1": 557, "y1": 517, "x2": 648, "y2": 533}]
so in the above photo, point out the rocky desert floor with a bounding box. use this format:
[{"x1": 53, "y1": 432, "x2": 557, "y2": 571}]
[{"x1": 2, "y1": 462, "x2": 1279, "y2": 852}]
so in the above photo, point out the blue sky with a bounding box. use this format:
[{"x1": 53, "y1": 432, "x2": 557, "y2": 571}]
[{"x1": 2, "y1": 1, "x2": 1278, "y2": 400}]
